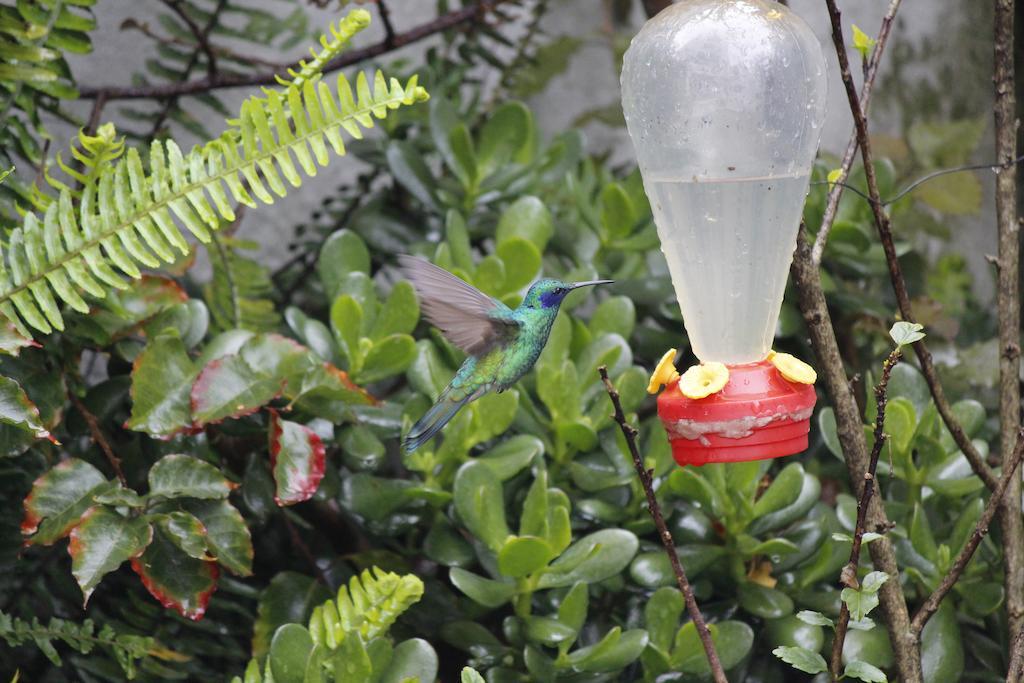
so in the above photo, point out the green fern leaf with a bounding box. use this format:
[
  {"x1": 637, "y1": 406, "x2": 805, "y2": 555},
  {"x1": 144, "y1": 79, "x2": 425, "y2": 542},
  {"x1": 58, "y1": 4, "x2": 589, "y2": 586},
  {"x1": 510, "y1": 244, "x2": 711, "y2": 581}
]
[
  {"x1": 0, "y1": 11, "x2": 429, "y2": 334},
  {"x1": 308, "y1": 567, "x2": 425, "y2": 649}
]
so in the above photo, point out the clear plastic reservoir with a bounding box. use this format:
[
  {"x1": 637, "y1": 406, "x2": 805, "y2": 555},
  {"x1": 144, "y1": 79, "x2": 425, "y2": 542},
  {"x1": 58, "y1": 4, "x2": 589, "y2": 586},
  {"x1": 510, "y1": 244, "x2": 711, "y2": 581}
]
[{"x1": 620, "y1": 0, "x2": 827, "y2": 364}]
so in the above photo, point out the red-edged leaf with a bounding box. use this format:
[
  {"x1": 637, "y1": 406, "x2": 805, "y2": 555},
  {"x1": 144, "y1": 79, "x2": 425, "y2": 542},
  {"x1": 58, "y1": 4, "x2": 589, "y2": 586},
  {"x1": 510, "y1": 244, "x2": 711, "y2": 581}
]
[
  {"x1": 0, "y1": 375, "x2": 51, "y2": 440},
  {"x1": 238, "y1": 334, "x2": 313, "y2": 395},
  {"x1": 69, "y1": 506, "x2": 153, "y2": 605},
  {"x1": 0, "y1": 351, "x2": 66, "y2": 457},
  {"x1": 182, "y1": 498, "x2": 253, "y2": 576},
  {"x1": 73, "y1": 275, "x2": 188, "y2": 345},
  {"x1": 191, "y1": 355, "x2": 282, "y2": 426},
  {"x1": 291, "y1": 363, "x2": 377, "y2": 422},
  {"x1": 148, "y1": 454, "x2": 237, "y2": 500},
  {"x1": 158, "y1": 511, "x2": 212, "y2": 560},
  {"x1": 22, "y1": 459, "x2": 111, "y2": 544},
  {"x1": 132, "y1": 526, "x2": 219, "y2": 620},
  {"x1": 0, "y1": 321, "x2": 39, "y2": 356},
  {"x1": 126, "y1": 330, "x2": 198, "y2": 437},
  {"x1": 268, "y1": 410, "x2": 326, "y2": 506}
]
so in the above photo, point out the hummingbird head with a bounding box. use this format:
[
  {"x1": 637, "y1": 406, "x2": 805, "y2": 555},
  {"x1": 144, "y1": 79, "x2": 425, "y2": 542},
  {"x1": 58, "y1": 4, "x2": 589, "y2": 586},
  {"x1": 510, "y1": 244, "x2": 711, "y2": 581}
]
[{"x1": 523, "y1": 278, "x2": 614, "y2": 310}]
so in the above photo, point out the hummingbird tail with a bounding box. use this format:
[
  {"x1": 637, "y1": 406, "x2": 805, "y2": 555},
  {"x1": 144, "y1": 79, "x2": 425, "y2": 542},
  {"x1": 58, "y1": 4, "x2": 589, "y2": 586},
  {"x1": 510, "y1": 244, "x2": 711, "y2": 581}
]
[{"x1": 402, "y1": 387, "x2": 482, "y2": 453}]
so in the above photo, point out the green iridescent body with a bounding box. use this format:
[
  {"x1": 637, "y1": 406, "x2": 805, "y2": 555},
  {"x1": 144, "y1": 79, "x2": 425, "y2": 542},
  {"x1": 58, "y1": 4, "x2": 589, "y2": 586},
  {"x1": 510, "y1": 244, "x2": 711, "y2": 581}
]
[
  {"x1": 399, "y1": 256, "x2": 611, "y2": 452},
  {"x1": 446, "y1": 292, "x2": 560, "y2": 401}
]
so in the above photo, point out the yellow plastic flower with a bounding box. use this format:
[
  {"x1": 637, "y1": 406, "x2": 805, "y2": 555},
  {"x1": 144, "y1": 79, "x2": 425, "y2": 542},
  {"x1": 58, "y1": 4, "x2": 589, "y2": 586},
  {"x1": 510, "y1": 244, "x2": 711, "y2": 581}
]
[
  {"x1": 647, "y1": 348, "x2": 680, "y2": 394},
  {"x1": 678, "y1": 362, "x2": 730, "y2": 399},
  {"x1": 769, "y1": 351, "x2": 817, "y2": 384}
]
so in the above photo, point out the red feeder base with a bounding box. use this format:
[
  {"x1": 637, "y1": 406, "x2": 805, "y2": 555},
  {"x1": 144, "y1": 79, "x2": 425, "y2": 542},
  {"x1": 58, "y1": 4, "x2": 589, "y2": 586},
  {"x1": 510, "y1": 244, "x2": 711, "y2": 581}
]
[{"x1": 658, "y1": 360, "x2": 817, "y2": 466}]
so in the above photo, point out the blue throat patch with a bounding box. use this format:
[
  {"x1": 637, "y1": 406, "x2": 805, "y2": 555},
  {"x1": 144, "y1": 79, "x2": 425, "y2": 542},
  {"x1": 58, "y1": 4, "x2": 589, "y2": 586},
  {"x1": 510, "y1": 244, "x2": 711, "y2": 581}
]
[{"x1": 539, "y1": 290, "x2": 564, "y2": 309}]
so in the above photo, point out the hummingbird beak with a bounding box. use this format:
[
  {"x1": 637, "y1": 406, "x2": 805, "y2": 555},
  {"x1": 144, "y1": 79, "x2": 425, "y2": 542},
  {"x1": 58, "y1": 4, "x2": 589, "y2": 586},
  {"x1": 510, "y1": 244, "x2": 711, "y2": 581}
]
[{"x1": 569, "y1": 279, "x2": 614, "y2": 290}]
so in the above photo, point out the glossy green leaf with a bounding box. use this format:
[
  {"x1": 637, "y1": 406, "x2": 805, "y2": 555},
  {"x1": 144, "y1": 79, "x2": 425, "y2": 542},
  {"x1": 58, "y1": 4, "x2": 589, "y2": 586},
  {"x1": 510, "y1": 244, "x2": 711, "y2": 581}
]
[
  {"x1": 132, "y1": 526, "x2": 219, "y2": 620},
  {"x1": 158, "y1": 511, "x2": 210, "y2": 561},
  {"x1": 738, "y1": 582, "x2": 795, "y2": 619},
  {"x1": 538, "y1": 529, "x2": 638, "y2": 588},
  {"x1": 269, "y1": 623, "x2": 314, "y2": 683},
  {"x1": 378, "y1": 638, "x2": 438, "y2": 683},
  {"x1": 0, "y1": 375, "x2": 48, "y2": 438},
  {"x1": 495, "y1": 196, "x2": 554, "y2": 250},
  {"x1": 317, "y1": 230, "x2": 369, "y2": 300},
  {"x1": 358, "y1": 334, "x2": 417, "y2": 383},
  {"x1": 449, "y1": 568, "x2": 516, "y2": 608},
  {"x1": 191, "y1": 354, "x2": 281, "y2": 425},
  {"x1": 182, "y1": 498, "x2": 253, "y2": 576},
  {"x1": 253, "y1": 571, "x2": 330, "y2": 659},
  {"x1": 498, "y1": 535, "x2": 553, "y2": 578},
  {"x1": 773, "y1": 646, "x2": 827, "y2": 675},
  {"x1": 268, "y1": 411, "x2": 326, "y2": 506},
  {"x1": 125, "y1": 330, "x2": 197, "y2": 435},
  {"x1": 453, "y1": 461, "x2": 509, "y2": 552},
  {"x1": 69, "y1": 506, "x2": 152, "y2": 605},
  {"x1": 148, "y1": 454, "x2": 236, "y2": 500},
  {"x1": 845, "y1": 660, "x2": 887, "y2": 683},
  {"x1": 22, "y1": 458, "x2": 110, "y2": 545}
]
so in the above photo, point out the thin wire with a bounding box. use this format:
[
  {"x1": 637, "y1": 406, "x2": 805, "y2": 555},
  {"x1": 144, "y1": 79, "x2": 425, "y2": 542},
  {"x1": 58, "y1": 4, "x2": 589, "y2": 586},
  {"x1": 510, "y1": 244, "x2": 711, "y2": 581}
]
[{"x1": 810, "y1": 153, "x2": 1024, "y2": 206}]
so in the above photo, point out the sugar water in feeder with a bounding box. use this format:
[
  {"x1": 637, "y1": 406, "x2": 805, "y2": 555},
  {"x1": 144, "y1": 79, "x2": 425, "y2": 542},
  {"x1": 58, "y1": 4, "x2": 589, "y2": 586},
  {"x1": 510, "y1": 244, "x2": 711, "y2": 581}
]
[{"x1": 621, "y1": 0, "x2": 828, "y2": 465}]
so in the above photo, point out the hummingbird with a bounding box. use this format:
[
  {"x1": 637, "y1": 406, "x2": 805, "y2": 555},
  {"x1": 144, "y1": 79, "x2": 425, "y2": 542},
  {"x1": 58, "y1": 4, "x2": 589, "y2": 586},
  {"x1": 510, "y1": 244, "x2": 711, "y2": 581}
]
[{"x1": 398, "y1": 255, "x2": 613, "y2": 453}]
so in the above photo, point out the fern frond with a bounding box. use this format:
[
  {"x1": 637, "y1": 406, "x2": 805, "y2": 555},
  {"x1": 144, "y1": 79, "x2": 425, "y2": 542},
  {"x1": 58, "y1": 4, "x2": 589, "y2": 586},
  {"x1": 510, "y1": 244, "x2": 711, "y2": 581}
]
[
  {"x1": 0, "y1": 53, "x2": 428, "y2": 335},
  {"x1": 273, "y1": 9, "x2": 371, "y2": 90},
  {"x1": 204, "y1": 235, "x2": 279, "y2": 332},
  {"x1": 230, "y1": 567, "x2": 426, "y2": 683},
  {"x1": 308, "y1": 567, "x2": 425, "y2": 649},
  {"x1": 0, "y1": 608, "x2": 156, "y2": 678}
]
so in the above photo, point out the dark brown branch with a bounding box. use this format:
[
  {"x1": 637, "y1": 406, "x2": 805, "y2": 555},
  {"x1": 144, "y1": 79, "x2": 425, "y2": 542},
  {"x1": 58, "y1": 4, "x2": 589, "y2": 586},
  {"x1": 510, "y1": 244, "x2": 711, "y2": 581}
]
[
  {"x1": 163, "y1": 0, "x2": 219, "y2": 78},
  {"x1": 640, "y1": 0, "x2": 671, "y2": 17},
  {"x1": 377, "y1": 0, "x2": 396, "y2": 48},
  {"x1": 80, "y1": 2, "x2": 510, "y2": 101},
  {"x1": 790, "y1": 223, "x2": 922, "y2": 683},
  {"x1": 822, "y1": 0, "x2": 999, "y2": 494},
  {"x1": 599, "y1": 366, "x2": 727, "y2": 683},
  {"x1": 993, "y1": 0, "x2": 1024, "y2": 640},
  {"x1": 68, "y1": 389, "x2": 127, "y2": 487},
  {"x1": 147, "y1": 0, "x2": 230, "y2": 137},
  {"x1": 810, "y1": 0, "x2": 901, "y2": 265},
  {"x1": 281, "y1": 509, "x2": 331, "y2": 587},
  {"x1": 84, "y1": 93, "x2": 107, "y2": 136},
  {"x1": 911, "y1": 429, "x2": 1024, "y2": 633},
  {"x1": 830, "y1": 347, "x2": 902, "y2": 680}
]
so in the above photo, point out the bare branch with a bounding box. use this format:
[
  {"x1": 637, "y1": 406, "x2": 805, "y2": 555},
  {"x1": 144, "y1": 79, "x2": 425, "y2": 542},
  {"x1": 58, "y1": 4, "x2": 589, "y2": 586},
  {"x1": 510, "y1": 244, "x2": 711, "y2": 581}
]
[
  {"x1": 810, "y1": 0, "x2": 901, "y2": 265},
  {"x1": 993, "y1": 0, "x2": 1024, "y2": 640},
  {"x1": 789, "y1": 223, "x2": 922, "y2": 683},
  {"x1": 67, "y1": 387, "x2": 127, "y2": 487},
  {"x1": 80, "y1": 2, "x2": 511, "y2": 102},
  {"x1": 822, "y1": 0, "x2": 998, "y2": 494},
  {"x1": 377, "y1": 0, "x2": 397, "y2": 48},
  {"x1": 911, "y1": 429, "x2": 1024, "y2": 633},
  {"x1": 599, "y1": 366, "x2": 727, "y2": 683},
  {"x1": 830, "y1": 347, "x2": 902, "y2": 679}
]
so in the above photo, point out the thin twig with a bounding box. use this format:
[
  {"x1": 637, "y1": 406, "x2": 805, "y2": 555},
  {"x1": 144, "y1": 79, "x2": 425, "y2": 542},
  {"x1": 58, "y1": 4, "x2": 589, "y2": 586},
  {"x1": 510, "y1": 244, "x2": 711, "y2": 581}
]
[
  {"x1": 377, "y1": 0, "x2": 396, "y2": 48},
  {"x1": 281, "y1": 510, "x2": 331, "y2": 587},
  {"x1": 67, "y1": 389, "x2": 127, "y2": 487},
  {"x1": 162, "y1": 0, "x2": 219, "y2": 78},
  {"x1": 790, "y1": 223, "x2": 922, "y2": 683},
  {"x1": 147, "y1": 0, "x2": 230, "y2": 138},
  {"x1": 993, "y1": 0, "x2": 1023, "y2": 640},
  {"x1": 810, "y1": 0, "x2": 901, "y2": 266},
  {"x1": 830, "y1": 347, "x2": 902, "y2": 680},
  {"x1": 80, "y1": 2, "x2": 510, "y2": 101},
  {"x1": 599, "y1": 366, "x2": 727, "y2": 683},
  {"x1": 910, "y1": 429, "x2": 1024, "y2": 633},
  {"x1": 84, "y1": 92, "x2": 107, "y2": 136},
  {"x1": 822, "y1": 0, "x2": 999, "y2": 494}
]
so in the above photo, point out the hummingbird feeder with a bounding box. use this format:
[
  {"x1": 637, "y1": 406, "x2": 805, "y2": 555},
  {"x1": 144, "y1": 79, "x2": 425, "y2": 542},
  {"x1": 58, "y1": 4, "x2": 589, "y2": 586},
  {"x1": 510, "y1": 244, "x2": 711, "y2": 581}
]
[{"x1": 620, "y1": 0, "x2": 828, "y2": 466}]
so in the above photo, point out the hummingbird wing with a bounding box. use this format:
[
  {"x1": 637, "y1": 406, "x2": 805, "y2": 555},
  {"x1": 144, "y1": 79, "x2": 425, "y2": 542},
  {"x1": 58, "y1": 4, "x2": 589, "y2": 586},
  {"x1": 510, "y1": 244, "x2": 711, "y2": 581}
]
[{"x1": 399, "y1": 255, "x2": 520, "y2": 357}]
